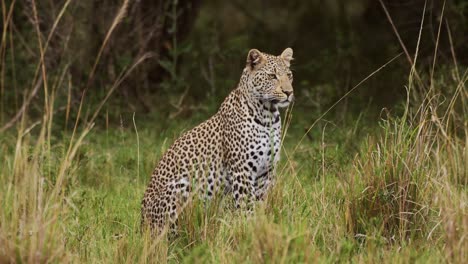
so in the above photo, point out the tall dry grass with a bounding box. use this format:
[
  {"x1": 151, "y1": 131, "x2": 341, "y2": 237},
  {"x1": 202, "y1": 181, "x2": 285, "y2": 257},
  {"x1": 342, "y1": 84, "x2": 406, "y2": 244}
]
[
  {"x1": 0, "y1": 0, "x2": 150, "y2": 262},
  {"x1": 344, "y1": 2, "x2": 467, "y2": 260}
]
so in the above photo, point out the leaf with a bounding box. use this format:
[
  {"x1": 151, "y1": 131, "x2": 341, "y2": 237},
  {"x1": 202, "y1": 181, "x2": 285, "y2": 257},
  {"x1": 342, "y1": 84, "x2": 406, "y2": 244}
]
[{"x1": 159, "y1": 59, "x2": 174, "y2": 75}]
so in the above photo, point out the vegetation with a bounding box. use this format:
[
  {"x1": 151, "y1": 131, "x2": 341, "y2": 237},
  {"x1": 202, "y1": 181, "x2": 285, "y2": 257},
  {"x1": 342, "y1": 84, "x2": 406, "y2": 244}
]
[{"x1": 0, "y1": 0, "x2": 466, "y2": 263}]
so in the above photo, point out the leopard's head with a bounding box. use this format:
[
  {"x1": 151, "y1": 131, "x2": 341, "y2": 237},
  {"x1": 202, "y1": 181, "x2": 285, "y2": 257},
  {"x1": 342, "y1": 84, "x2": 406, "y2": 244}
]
[{"x1": 243, "y1": 48, "x2": 294, "y2": 108}]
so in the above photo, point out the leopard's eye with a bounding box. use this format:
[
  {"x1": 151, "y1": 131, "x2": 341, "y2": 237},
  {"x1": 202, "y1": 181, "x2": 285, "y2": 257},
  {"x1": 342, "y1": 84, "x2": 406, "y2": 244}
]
[
  {"x1": 268, "y1": 73, "x2": 277, "y2": 80},
  {"x1": 287, "y1": 73, "x2": 293, "y2": 79}
]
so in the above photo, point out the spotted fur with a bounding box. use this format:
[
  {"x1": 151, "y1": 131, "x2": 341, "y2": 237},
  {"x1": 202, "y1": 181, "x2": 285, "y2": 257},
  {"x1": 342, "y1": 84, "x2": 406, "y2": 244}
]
[{"x1": 141, "y1": 48, "x2": 294, "y2": 234}]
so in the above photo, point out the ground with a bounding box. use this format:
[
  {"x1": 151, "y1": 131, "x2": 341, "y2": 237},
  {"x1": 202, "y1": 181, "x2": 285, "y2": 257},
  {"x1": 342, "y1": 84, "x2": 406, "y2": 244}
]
[
  {"x1": 1, "y1": 76, "x2": 467, "y2": 263},
  {"x1": 3, "y1": 107, "x2": 458, "y2": 263}
]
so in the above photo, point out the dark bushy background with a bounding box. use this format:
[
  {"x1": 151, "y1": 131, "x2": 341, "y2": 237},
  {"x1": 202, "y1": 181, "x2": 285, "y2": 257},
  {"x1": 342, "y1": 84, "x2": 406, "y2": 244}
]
[{"x1": 1, "y1": 0, "x2": 467, "y2": 125}]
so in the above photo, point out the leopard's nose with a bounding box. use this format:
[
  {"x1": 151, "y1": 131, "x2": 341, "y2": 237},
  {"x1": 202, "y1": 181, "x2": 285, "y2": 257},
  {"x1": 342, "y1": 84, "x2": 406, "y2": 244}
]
[{"x1": 284, "y1": 90, "x2": 292, "y2": 97}]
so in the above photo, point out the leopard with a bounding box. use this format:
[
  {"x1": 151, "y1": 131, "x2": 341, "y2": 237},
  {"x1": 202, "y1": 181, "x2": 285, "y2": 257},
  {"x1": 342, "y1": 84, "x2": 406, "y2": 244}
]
[{"x1": 141, "y1": 48, "x2": 294, "y2": 234}]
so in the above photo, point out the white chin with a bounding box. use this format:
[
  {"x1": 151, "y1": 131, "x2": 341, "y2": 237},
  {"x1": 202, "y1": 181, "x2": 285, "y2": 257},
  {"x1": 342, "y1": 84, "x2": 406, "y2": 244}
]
[{"x1": 276, "y1": 100, "x2": 290, "y2": 108}]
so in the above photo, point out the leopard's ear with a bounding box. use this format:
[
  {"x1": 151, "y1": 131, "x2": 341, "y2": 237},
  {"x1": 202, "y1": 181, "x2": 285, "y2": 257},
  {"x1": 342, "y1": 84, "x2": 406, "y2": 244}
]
[
  {"x1": 246, "y1": 49, "x2": 265, "y2": 70},
  {"x1": 280, "y1": 48, "x2": 293, "y2": 67}
]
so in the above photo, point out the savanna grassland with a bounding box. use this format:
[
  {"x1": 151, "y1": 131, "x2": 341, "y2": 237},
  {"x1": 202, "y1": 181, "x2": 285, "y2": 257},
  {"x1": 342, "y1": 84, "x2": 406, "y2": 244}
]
[{"x1": 0, "y1": 0, "x2": 467, "y2": 263}]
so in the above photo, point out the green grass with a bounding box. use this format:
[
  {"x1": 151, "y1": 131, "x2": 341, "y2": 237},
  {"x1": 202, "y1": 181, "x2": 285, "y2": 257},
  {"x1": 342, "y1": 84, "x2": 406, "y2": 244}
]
[{"x1": 1, "y1": 88, "x2": 466, "y2": 262}]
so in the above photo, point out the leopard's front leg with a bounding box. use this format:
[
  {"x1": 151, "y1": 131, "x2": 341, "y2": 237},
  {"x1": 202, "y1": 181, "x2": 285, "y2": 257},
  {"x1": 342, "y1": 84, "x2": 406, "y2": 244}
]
[
  {"x1": 253, "y1": 167, "x2": 275, "y2": 201},
  {"x1": 231, "y1": 168, "x2": 256, "y2": 210}
]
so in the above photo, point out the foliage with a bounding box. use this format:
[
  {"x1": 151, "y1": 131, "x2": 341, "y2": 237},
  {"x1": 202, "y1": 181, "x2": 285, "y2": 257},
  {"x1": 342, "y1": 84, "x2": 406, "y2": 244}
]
[{"x1": 0, "y1": 0, "x2": 467, "y2": 263}]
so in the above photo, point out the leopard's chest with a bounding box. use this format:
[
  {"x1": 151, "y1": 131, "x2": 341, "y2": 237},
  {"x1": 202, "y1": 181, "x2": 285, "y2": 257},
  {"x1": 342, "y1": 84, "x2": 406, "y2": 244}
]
[{"x1": 244, "y1": 113, "x2": 282, "y2": 176}]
